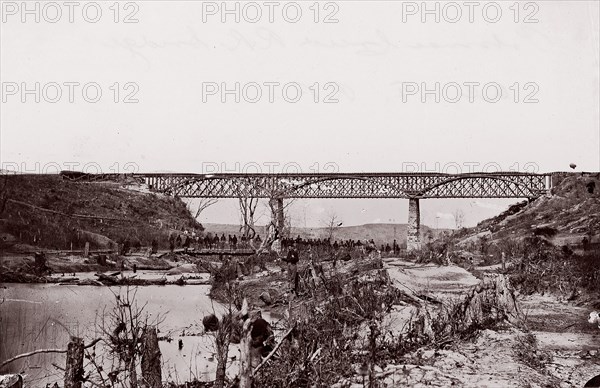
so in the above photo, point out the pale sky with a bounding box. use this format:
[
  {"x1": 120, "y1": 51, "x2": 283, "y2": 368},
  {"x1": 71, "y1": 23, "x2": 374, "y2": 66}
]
[{"x1": 1, "y1": 0, "x2": 599, "y2": 228}]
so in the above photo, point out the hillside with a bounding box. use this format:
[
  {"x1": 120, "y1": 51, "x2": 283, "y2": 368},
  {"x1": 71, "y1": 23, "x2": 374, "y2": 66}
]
[
  {"x1": 203, "y1": 222, "x2": 448, "y2": 247},
  {"x1": 0, "y1": 174, "x2": 202, "y2": 252},
  {"x1": 454, "y1": 172, "x2": 600, "y2": 251}
]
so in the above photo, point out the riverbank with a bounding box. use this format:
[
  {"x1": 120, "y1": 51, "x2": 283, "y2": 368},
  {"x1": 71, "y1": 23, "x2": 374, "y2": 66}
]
[
  {"x1": 0, "y1": 283, "x2": 224, "y2": 386},
  {"x1": 3, "y1": 250, "x2": 599, "y2": 387},
  {"x1": 0, "y1": 250, "x2": 215, "y2": 286},
  {"x1": 210, "y1": 254, "x2": 600, "y2": 387}
]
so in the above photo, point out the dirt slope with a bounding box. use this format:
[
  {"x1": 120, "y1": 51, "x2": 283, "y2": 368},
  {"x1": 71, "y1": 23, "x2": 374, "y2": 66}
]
[
  {"x1": 0, "y1": 174, "x2": 202, "y2": 252},
  {"x1": 456, "y1": 172, "x2": 600, "y2": 251}
]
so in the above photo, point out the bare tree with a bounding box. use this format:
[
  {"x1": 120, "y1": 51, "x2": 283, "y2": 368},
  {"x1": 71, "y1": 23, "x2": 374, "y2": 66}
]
[
  {"x1": 91, "y1": 287, "x2": 163, "y2": 388},
  {"x1": 321, "y1": 211, "x2": 342, "y2": 241},
  {"x1": 267, "y1": 197, "x2": 296, "y2": 238},
  {"x1": 188, "y1": 198, "x2": 218, "y2": 221},
  {"x1": 239, "y1": 196, "x2": 260, "y2": 239},
  {"x1": 231, "y1": 178, "x2": 260, "y2": 239},
  {"x1": 453, "y1": 208, "x2": 465, "y2": 229}
]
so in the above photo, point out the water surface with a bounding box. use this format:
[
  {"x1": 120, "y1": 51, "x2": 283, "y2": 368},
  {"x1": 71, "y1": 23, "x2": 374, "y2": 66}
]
[{"x1": 0, "y1": 282, "x2": 234, "y2": 386}]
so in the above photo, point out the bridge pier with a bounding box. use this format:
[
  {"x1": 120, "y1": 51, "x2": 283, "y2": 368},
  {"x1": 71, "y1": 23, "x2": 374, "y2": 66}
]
[
  {"x1": 269, "y1": 197, "x2": 286, "y2": 237},
  {"x1": 407, "y1": 198, "x2": 421, "y2": 251}
]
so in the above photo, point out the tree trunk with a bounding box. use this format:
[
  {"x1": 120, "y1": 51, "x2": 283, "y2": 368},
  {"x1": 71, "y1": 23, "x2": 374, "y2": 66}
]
[
  {"x1": 214, "y1": 319, "x2": 231, "y2": 388},
  {"x1": 238, "y1": 319, "x2": 253, "y2": 388},
  {"x1": 214, "y1": 349, "x2": 228, "y2": 388},
  {"x1": 141, "y1": 327, "x2": 162, "y2": 388},
  {"x1": 129, "y1": 355, "x2": 138, "y2": 388},
  {"x1": 64, "y1": 337, "x2": 84, "y2": 388}
]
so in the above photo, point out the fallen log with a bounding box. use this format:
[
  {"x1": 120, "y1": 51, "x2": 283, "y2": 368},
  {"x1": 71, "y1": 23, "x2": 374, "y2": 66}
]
[
  {"x1": 0, "y1": 339, "x2": 101, "y2": 369},
  {"x1": 94, "y1": 273, "x2": 119, "y2": 284}
]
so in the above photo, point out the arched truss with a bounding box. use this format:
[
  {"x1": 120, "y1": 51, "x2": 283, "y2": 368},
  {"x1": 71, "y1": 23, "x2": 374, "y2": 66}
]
[{"x1": 141, "y1": 172, "x2": 551, "y2": 199}]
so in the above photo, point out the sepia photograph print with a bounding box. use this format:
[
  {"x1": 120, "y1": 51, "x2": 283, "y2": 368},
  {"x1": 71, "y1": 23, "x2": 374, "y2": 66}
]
[{"x1": 1, "y1": 1, "x2": 600, "y2": 387}]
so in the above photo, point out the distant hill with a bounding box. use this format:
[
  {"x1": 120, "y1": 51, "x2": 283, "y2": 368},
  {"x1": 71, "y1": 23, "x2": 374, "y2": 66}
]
[
  {"x1": 203, "y1": 222, "x2": 449, "y2": 247},
  {"x1": 0, "y1": 174, "x2": 202, "y2": 252},
  {"x1": 454, "y1": 172, "x2": 600, "y2": 250}
]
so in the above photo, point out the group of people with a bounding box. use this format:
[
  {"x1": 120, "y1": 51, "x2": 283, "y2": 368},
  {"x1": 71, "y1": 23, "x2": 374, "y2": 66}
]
[
  {"x1": 167, "y1": 231, "x2": 263, "y2": 252},
  {"x1": 277, "y1": 236, "x2": 402, "y2": 295},
  {"x1": 164, "y1": 229, "x2": 404, "y2": 256},
  {"x1": 279, "y1": 236, "x2": 402, "y2": 255}
]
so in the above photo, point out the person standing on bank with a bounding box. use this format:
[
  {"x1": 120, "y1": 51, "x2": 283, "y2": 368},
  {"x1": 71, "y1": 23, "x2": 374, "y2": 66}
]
[{"x1": 282, "y1": 243, "x2": 300, "y2": 294}]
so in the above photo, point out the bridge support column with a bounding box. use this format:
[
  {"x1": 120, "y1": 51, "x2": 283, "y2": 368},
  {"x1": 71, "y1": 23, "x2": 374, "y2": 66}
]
[
  {"x1": 269, "y1": 198, "x2": 286, "y2": 237},
  {"x1": 407, "y1": 198, "x2": 421, "y2": 251}
]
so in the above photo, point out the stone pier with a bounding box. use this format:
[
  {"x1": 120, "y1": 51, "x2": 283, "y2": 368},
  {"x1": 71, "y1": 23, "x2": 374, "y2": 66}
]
[
  {"x1": 407, "y1": 198, "x2": 421, "y2": 251},
  {"x1": 269, "y1": 197, "x2": 285, "y2": 237}
]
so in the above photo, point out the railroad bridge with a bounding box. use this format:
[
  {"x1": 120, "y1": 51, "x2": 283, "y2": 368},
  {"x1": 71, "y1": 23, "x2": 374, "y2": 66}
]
[{"x1": 139, "y1": 172, "x2": 552, "y2": 250}]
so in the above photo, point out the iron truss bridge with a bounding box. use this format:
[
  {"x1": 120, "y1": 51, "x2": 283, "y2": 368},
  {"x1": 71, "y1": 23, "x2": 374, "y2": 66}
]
[{"x1": 139, "y1": 172, "x2": 552, "y2": 199}]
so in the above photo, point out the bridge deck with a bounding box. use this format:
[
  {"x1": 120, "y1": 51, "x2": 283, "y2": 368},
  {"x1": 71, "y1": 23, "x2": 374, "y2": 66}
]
[{"x1": 139, "y1": 172, "x2": 552, "y2": 199}]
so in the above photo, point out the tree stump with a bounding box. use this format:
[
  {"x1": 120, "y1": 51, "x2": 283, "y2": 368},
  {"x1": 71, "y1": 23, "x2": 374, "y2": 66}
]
[
  {"x1": 450, "y1": 274, "x2": 522, "y2": 333},
  {"x1": 238, "y1": 317, "x2": 254, "y2": 388},
  {"x1": 64, "y1": 337, "x2": 84, "y2": 388},
  {"x1": 141, "y1": 327, "x2": 162, "y2": 388},
  {"x1": 214, "y1": 314, "x2": 232, "y2": 388}
]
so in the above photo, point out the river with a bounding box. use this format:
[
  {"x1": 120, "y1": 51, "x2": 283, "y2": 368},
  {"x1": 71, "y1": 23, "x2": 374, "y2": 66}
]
[{"x1": 0, "y1": 281, "x2": 237, "y2": 387}]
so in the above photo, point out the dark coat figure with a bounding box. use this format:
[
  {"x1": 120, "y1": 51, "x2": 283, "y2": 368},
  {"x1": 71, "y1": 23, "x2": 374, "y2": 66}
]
[
  {"x1": 285, "y1": 247, "x2": 299, "y2": 265},
  {"x1": 151, "y1": 239, "x2": 158, "y2": 254},
  {"x1": 282, "y1": 247, "x2": 300, "y2": 293},
  {"x1": 175, "y1": 235, "x2": 182, "y2": 247},
  {"x1": 250, "y1": 317, "x2": 275, "y2": 364},
  {"x1": 183, "y1": 236, "x2": 190, "y2": 252},
  {"x1": 232, "y1": 235, "x2": 238, "y2": 250},
  {"x1": 169, "y1": 235, "x2": 175, "y2": 253},
  {"x1": 121, "y1": 239, "x2": 130, "y2": 256}
]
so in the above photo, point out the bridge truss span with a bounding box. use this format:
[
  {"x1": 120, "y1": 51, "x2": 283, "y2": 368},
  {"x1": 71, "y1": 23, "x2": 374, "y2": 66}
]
[{"x1": 140, "y1": 172, "x2": 551, "y2": 200}]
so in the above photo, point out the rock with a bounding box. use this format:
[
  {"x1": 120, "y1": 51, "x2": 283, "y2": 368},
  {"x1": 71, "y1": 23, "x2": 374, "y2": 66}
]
[
  {"x1": 0, "y1": 374, "x2": 23, "y2": 388},
  {"x1": 202, "y1": 314, "x2": 219, "y2": 332},
  {"x1": 259, "y1": 291, "x2": 272, "y2": 306}
]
